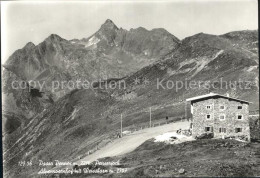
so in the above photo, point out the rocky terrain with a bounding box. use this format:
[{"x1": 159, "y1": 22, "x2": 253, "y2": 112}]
[
  {"x1": 2, "y1": 19, "x2": 180, "y2": 134},
  {"x1": 2, "y1": 19, "x2": 259, "y2": 177},
  {"x1": 60, "y1": 139, "x2": 260, "y2": 177}
]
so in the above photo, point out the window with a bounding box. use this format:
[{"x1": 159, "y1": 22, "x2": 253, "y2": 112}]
[
  {"x1": 238, "y1": 106, "x2": 242, "y2": 109},
  {"x1": 206, "y1": 105, "x2": 211, "y2": 109},
  {"x1": 219, "y1": 128, "x2": 226, "y2": 133},
  {"x1": 205, "y1": 127, "x2": 213, "y2": 132},
  {"x1": 219, "y1": 114, "x2": 225, "y2": 120},
  {"x1": 235, "y1": 128, "x2": 242, "y2": 133},
  {"x1": 237, "y1": 115, "x2": 243, "y2": 120},
  {"x1": 220, "y1": 105, "x2": 225, "y2": 110},
  {"x1": 206, "y1": 114, "x2": 211, "y2": 119}
]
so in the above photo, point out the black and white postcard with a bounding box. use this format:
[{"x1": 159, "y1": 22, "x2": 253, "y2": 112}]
[{"x1": 1, "y1": 0, "x2": 259, "y2": 177}]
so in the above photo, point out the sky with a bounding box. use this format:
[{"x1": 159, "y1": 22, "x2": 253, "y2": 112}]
[{"x1": 1, "y1": 0, "x2": 258, "y2": 64}]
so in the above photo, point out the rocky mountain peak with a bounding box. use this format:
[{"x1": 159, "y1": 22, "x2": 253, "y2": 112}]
[
  {"x1": 23, "y1": 42, "x2": 35, "y2": 49},
  {"x1": 151, "y1": 28, "x2": 169, "y2": 33},
  {"x1": 105, "y1": 19, "x2": 113, "y2": 24},
  {"x1": 45, "y1": 34, "x2": 65, "y2": 43},
  {"x1": 100, "y1": 19, "x2": 118, "y2": 31}
]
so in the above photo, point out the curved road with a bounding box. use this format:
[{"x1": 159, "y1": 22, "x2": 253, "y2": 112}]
[{"x1": 76, "y1": 121, "x2": 190, "y2": 164}]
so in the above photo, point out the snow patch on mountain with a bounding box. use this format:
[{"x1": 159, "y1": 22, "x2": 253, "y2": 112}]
[
  {"x1": 190, "y1": 50, "x2": 224, "y2": 78},
  {"x1": 167, "y1": 50, "x2": 225, "y2": 78},
  {"x1": 85, "y1": 36, "x2": 100, "y2": 48},
  {"x1": 212, "y1": 49, "x2": 224, "y2": 60},
  {"x1": 247, "y1": 65, "x2": 258, "y2": 72}
]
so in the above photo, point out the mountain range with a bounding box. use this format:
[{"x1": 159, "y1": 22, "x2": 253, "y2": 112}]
[{"x1": 2, "y1": 19, "x2": 259, "y2": 177}]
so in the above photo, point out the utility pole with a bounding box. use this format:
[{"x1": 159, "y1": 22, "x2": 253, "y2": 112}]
[
  {"x1": 149, "y1": 107, "x2": 152, "y2": 128},
  {"x1": 185, "y1": 101, "x2": 187, "y2": 122},
  {"x1": 121, "y1": 114, "x2": 123, "y2": 138},
  {"x1": 28, "y1": 58, "x2": 30, "y2": 79},
  {"x1": 28, "y1": 58, "x2": 30, "y2": 93}
]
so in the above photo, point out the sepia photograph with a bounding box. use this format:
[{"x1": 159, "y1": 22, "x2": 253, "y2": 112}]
[{"x1": 1, "y1": 0, "x2": 259, "y2": 177}]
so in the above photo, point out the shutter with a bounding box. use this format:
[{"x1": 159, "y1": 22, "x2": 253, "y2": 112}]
[{"x1": 210, "y1": 127, "x2": 213, "y2": 132}]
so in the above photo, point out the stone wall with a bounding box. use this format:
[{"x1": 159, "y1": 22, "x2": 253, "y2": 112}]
[
  {"x1": 191, "y1": 97, "x2": 250, "y2": 141},
  {"x1": 250, "y1": 116, "x2": 260, "y2": 141},
  {"x1": 192, "y1": 98, "x2": 214, "y2": 137}
]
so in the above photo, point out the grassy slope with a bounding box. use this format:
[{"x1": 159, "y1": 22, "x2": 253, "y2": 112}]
[
  {"x1": 63, "y1": 139, "x2": 260, "y2": 177},
  {"x1": 3, "y1": 86, "x2": 187, "y2": 178},
  {"x1": 3, "y1": 30, "x2": 259, "y2": 177}
]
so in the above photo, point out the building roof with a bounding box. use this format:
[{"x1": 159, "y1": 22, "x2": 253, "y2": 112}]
[{"x1": 186, "y1": 92, "x2": 250, "y2": 104}]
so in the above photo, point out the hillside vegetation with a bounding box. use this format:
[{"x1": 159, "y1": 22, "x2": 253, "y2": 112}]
[{"x1": 2, "y1": 20, "x2": 259, "y2": 177}]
